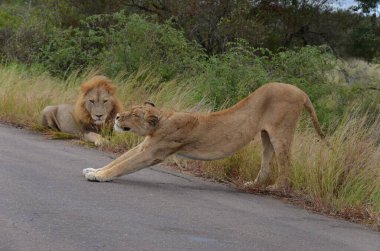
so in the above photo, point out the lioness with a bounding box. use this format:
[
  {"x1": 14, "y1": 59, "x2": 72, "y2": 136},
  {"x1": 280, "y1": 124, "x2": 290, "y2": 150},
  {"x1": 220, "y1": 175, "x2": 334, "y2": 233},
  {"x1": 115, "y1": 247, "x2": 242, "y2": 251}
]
[
  {"x1": 83, "y1": 83, "x2": 325, "y2": 190},
  {"x1": 41, "y1": 76, "x2": 123, "y2": 146}
]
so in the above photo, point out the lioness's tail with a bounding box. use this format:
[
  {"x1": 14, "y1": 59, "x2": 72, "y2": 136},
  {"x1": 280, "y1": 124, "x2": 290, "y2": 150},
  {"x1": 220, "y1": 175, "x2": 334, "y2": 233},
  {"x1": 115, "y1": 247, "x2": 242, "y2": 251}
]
[{"x1": 303, "y1": 94, "x2": 325, "y2": 139}]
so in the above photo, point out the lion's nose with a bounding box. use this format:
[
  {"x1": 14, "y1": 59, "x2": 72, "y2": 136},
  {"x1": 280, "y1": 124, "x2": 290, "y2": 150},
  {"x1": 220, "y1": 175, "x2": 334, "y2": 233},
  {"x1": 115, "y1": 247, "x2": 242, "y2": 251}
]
[
  {"x1": 115, "y1": 114, "x2": 120, "y2": 120},
  {"x1": 95, "y1": 114, "x2": 103, "y2": 119}
]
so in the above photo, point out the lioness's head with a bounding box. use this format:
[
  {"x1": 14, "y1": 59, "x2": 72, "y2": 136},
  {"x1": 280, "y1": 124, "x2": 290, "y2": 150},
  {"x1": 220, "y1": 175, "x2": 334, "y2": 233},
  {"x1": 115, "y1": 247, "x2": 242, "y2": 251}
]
[
  {"x1": 74, "y1": 76, "x2": 123, "y2": 126},
  {"x1": 114, "y1": 102, "x2": 160, "y2": 136}
]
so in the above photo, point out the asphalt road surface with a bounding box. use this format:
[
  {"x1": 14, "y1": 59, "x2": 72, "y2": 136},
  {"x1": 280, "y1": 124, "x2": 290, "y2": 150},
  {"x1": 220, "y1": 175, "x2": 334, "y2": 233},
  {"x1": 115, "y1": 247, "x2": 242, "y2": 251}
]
[{"x1": 0, "y1": 124, "x2": 379, "y2": 251}]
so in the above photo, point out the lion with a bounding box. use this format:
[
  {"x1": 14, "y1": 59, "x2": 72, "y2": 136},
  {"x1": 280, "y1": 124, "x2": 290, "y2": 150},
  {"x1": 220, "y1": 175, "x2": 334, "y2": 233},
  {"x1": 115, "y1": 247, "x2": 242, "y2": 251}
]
[
  {"x1": 41, "y1": 76, "x2": 123, "y2": 146},
  {"x1": 83, "y1": 83, "x2": 325, "y2": 191}
]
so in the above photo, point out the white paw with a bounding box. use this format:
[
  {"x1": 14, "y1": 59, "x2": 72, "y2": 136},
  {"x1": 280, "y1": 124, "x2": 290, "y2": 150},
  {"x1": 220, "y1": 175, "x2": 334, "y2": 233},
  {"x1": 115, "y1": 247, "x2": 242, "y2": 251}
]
[
  {"x1": 83, "y1": 168, "x2": 97, "y2": 175},
  {"x1": 83, "y1": 169, "x2": 114, "y2": 182},
  {"x1": 94, "y1": 138, "x2": 109, "y2": 146},
  {"x1": 84, "y1": 171, "x2": 98, "y2": 181},
  {"x1": 243, "y1": 181, "x2": 255, "y2": 188},
  {"x1": 244, "y1": 179, "x2": 263, "y2": 188}
]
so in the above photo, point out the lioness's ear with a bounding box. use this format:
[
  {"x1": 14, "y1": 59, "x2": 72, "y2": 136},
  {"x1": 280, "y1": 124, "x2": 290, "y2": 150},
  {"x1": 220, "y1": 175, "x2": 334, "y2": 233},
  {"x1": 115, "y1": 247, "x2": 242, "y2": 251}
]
[
  {"x1": 146, "y1": 115, "x2": 159, "y2": 127},
  {"x1": 144, "y1": 101, "x2": 155, "y2": 107}
]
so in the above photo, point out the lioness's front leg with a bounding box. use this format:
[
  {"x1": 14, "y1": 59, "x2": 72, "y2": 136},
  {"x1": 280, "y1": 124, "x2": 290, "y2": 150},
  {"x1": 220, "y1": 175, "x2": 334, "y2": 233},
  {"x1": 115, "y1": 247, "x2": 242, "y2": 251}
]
[
  {"x1": 84, "y1": 149, "x2": 164, "y2": 182},
  {"x1": 83, "y1": 144, "x2": 142, "y2": 176}
]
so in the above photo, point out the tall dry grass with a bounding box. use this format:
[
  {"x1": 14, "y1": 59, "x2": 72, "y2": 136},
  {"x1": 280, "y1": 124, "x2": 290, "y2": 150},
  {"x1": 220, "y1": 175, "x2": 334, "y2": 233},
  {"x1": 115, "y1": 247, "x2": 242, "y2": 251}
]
[
  {"x1": 291, "y1": 113, "x2": 379, "y2": 224},
  {"x1": 0, "y1": 64, "x2": 203, "y2": 147},
  {"x1": 193, "y1": 111, "x2": 380, "y2": 228},
  {"x1": 0, "y1": 64, "x2": 100, "y2": 128}
]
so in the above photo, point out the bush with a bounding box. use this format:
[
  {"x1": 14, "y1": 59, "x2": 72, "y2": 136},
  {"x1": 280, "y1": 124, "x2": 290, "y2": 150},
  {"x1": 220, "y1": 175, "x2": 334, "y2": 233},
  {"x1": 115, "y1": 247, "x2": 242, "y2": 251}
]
[
  {"x1": 38, "y1": 26, "x2": 107, "y2": 76},
  {"x1": 38, "y1": 12, "x2": 205, "y2": 79},
  {"x1": 102, "y1": 14, "x2": 206, "y2": 79},
  {"x1": 0, "y1": 3, "x2": 48, "y2": 64},
  {"x1": 3, "y1": 24, "x2": 48, "y2": 64},
  {"x1": 0, "y1": 5, "x2": 22, "y2": 29},
  {"x1": 192, "y1": 40, "x2": 270, "y2": 108}
]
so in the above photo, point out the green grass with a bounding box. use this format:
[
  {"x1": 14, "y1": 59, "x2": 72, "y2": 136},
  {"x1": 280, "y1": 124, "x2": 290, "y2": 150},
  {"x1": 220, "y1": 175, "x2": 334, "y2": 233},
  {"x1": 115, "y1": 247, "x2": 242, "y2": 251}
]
[{"x1": 0, "y1": 63, "x2": 379, "y2": 229}]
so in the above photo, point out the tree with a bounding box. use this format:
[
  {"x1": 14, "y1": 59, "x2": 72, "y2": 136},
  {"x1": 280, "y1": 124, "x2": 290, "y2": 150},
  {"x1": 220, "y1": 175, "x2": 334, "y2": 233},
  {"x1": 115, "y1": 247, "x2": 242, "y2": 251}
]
[{"x1": 354, "y1": 0, "x2": 380, "y2": 14}]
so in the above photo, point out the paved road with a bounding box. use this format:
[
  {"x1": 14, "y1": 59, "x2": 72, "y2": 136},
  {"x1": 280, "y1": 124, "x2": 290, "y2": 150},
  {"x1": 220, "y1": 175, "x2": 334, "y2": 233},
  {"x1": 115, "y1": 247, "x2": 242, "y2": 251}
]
[{"x1": 0, "y1": 124, "x2": 379, "y2": 251}]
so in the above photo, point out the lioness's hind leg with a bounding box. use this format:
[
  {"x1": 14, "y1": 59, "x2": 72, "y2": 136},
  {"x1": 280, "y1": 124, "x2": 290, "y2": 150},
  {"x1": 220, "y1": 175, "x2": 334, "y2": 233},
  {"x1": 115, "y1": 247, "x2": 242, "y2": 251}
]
[
  {"x1": 251, "y1": 130, "x2": 274, "y2": 187},
  {"x1": 268, "y1": 139, "x2": 292, "y2": 192}
]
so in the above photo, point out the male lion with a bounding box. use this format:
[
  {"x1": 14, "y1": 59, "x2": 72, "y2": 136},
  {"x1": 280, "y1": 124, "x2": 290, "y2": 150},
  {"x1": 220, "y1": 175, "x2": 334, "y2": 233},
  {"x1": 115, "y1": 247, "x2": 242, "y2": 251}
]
[
  {"x1": 41, "y1": 76, "x2": 123, "y2": 146},
  {"x1": 83, "y1": 83, "x2": 325, "y2": 190}
]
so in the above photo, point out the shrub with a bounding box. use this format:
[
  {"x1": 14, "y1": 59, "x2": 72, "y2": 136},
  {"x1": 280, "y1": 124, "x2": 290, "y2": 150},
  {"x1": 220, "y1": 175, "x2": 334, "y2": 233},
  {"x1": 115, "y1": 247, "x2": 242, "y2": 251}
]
[
  {"x1": 101, "y1": 14, "x2": 205, "y2": 79},
  {"x1": 38, "y1": 12, "x2": 205, "y2": 79},
  {"x1": 192, "y1": 40, "x2": 271, "y2": 108},
  {"x1": 0, "y1": 4, "x2": 22, "y2": 29},
  {"x1": 38, "y1": 26, "x2": 106, "y2": 76}
]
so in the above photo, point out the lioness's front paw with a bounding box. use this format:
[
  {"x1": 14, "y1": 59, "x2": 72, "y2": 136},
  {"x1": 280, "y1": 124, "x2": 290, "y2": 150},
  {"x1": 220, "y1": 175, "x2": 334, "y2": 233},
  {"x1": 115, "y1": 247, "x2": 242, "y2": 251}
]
[
  {"x1": 83, "y1": 169, "x2": 114, "y2": 182},
  {"x1": 83, "y1": 168, "x2": 97, "y2": 175}
]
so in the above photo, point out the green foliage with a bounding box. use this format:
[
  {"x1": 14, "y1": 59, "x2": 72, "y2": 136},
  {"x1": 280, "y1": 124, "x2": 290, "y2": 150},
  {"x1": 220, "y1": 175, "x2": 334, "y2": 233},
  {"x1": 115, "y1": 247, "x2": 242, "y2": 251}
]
[
  {"x1": 4, "y1": 24, "x2": 48, "y2": 64},
  {"x1": 269, "y1": 46, "x2": 336, "y2": 84},
  {"x1": 101, "y1": 14, "x2": 205, "y2": 79},
  {"x1": 38, "y1": 25, "x2": 107, "y2": 75},
  {"x1": 37, "y1": 12, "x2": 205, "y2": 79},
  {"x1": 192, "y1": 40, "x2": 270, "y2": 107},
  {"x1": 0, "y1": 7, "x2": 22, "y2": 29}
]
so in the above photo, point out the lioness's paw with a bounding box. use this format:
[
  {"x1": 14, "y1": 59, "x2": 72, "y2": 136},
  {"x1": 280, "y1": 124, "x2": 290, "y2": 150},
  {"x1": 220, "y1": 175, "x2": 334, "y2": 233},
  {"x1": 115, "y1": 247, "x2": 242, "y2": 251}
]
[
  {"x1": 266, "y1": 184, "x2": 281, "y2": 191},
  {"x1": 244, "y1": 179, "x2": 264, "y2": 189},
  {"x1": 266, "y1": 184, "x2": 290, "y2": 194},
  {"x1": 84, "y1": 171, "x2": 99, "y2": 181},
  {"x1": 82, "y1": 168, "x2": 97, "y2": 175},
  {"x1": 84, "y1": 170, "x2": 114, "y2": 182},
  {"x1": 243, "y1": 181, "x2": 256, "y2": 188}
]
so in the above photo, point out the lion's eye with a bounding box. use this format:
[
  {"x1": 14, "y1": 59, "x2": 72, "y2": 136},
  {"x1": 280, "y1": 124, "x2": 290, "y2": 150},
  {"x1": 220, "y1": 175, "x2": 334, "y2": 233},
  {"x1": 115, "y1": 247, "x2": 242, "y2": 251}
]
[
  {"x1": 103, "y1": 99, "x2": 108, "y2": 103},
  {"x1": 89, "y1": 100, "x2": 95, "y2": 104},
  {"x1": 132, "y1": 113, "x2": 139, "y2": 118}
]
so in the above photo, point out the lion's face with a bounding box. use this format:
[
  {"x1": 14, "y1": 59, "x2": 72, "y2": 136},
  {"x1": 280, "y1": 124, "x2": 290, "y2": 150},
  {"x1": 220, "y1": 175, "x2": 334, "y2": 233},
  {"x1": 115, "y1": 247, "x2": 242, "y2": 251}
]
[
  {"x1": 74, "y1": 76, "x2": 123, "y2": 127},
  {"x1": 84, "y1": 87, "x2": 115, "y2": 125},
  {"x1": 114, "y1": 102, "x2": 159, "y2": 136}
]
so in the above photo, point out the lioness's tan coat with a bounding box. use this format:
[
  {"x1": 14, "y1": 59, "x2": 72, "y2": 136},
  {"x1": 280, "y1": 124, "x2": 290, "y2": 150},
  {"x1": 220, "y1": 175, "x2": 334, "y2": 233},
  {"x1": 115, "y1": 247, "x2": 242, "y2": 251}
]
[
  {"x1": 41, "y1": 76, "x2": 122, "y2": 145},
  {"x1": 83, "y1": 83, "x2": 325, "y2": 190}
]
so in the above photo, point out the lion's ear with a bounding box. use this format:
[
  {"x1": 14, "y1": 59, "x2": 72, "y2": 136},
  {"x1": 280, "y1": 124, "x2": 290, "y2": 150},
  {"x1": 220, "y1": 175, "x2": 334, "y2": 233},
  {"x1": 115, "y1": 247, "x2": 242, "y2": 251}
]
[
  {"x1": 146, "y1": 115, "x2": 159, "y2": 127},
  {"x1": 144, "y1": 101, "x2": 155, "y2": 107}
]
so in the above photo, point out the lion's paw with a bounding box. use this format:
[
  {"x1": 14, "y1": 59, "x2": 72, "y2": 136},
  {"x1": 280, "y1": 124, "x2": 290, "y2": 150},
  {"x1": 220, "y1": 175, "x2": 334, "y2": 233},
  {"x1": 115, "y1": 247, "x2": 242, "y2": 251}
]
[{"x1": 94, "y1": 138, "x2": 109, "y2": 147}]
